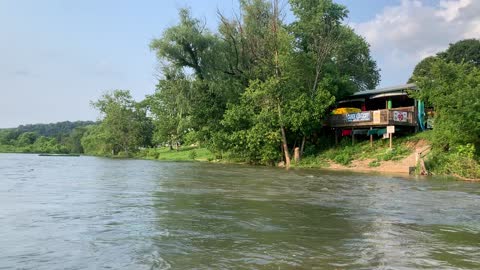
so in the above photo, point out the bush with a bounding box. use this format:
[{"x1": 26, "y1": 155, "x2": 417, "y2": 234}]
[
  {"x1": 425, "y1": 145, "x2": 480, "y2": 179},
  {"x1": 188, "y1": 150, "x2": 197, "y2": 160},
  {"x1": 333, "y1": 152, "x2": 353, "y2": 165},
  {"x1": 368, "y1": 160, "x2": 381, "y2": 167}
]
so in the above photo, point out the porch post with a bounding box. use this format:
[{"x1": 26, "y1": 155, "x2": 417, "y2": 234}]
[
  {"x1": 335, "y1": 129, "x2": 338, "y2": 146},
  {"x1": 370, "y1": 127, "x2": 373, "y2": 147},
  {"x1": 352, "y1": 128, "x2": 355, "y2": 145}
]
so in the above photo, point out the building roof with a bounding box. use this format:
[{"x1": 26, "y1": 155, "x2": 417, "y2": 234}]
[{"x1": 351, "y1": 83, "x2": 417, "y2": 97}]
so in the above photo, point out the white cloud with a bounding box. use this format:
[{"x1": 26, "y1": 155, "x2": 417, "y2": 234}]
[
  {"x1": 352, "y1": 0, "x2": 480, "y2": 85},
  {"x1": 436, "y1": 0, "x2": 471, "y2": 22}
]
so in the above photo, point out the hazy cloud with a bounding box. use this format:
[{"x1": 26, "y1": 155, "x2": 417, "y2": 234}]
[{"x1": 352, "y1": 0, "x2": 480, "y2": 84}]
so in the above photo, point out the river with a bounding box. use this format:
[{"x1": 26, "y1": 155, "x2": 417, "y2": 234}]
[{"x1": 1, "y1": 153, "x2": 479, "y2": 269}]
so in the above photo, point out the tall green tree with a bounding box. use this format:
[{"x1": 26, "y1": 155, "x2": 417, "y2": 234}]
[
  {"x1": 410, "y1": 39, "x2": 480, "y2": 82},
  {"x1": 91, "y1": 90, "x2": 153, "y2": 156},
  {"x1": 146, "y1": 67, "x2": 192, "y2": 149},
  {"x1": 438, "y1": 39, "x2": 480, "y2": 67},
  {"x1": 150, "y1": 8, "x2": 243, "y2": 141},
  {"x1": 148, "y1": 0, "x2": 379, "y2": 166},
  {"x1": 412, "y1": 60, "x2": 480, "y2": 154}
]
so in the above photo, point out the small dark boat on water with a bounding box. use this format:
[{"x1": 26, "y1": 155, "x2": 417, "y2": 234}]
[{"x1": 38, "y1": 154, "x2": 80, "y2": 157}]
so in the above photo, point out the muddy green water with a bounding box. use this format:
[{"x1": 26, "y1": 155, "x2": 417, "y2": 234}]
[{"x1": 1, "y1": 153, "x2": 479, "y2": 269}]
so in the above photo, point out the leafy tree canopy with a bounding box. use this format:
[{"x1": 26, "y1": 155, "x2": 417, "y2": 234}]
[{"x1": 410, "y1": 38, "x2": 480, "y2": 82}]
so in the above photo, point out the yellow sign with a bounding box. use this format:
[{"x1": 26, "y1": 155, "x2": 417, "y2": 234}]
[{"x1": 373, "y1": 110, "x2": 381, "y2": 124}]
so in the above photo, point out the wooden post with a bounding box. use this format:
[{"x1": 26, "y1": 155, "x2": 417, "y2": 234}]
[
  {"x1": 335, "y1": 129, "x2": 338, "y2": 146},
  {"x1": 370, "y1": 127, "x2": 373, "y2": 147},
  {"x1": 294, "y1": 147, "x2": 300, "y2": 163},
  {"x1": 352, "y1": 128, "x2": 355, "y2": 145},
  {"x1": 389, "y1": 133, "x2": 393, "y2": 149}
]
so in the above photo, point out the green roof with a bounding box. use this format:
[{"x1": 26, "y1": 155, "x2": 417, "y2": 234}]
[{"x1": 351, "y1": 83, "x2": 417, "y2": 97}]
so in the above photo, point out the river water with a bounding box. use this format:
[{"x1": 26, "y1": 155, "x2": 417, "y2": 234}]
[{"x1": 1, "y1": 153, "x2": 479, "y2": 269}]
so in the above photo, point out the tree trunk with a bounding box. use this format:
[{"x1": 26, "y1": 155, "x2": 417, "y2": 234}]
[
  {"x1": 280, "y1": 126, "x2": 291, "y2": 168},
  {"x1": 300, "y1": 136, "x2": 306, "y2": 158}
]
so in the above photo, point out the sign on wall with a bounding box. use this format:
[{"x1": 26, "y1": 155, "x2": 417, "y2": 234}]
[
  {"x1": 346, "y1": 112, "x2": 371, "y2": 122},
  {"x1": 393, "y1": 111, "x2": 408, "y2": 122},
  {"x1": 373, "y1": 110, "x2": 381, "y2": 124}
]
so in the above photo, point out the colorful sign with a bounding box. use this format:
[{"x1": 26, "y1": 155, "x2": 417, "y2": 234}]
[
  {"x1": 393, "y1": 111, "x2": 408, "y2": 122},
  {"x1": 373, "y1": 110, "x2": 381, "y2": 124},
  {"x1": 346, "y1": 112, "x2": 371, "y2": 122}
]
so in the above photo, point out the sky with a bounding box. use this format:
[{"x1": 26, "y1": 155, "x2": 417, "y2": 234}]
[{"x1": 0, "y1": 0, "x2": 479, "y2": 128}]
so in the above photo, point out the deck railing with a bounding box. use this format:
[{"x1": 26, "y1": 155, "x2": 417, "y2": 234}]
[{"x1": 327, "y1": 106, "x2": 416, "y2": 128}]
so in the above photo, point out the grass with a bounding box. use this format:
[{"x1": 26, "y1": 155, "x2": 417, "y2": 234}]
[
  {"x1": 424, "y1": 148, "x2": 480, "y2": 180},
  {"x1": 137, "y1": 146, "x2": 215, "y2": 162},
  {"x1": 295, "y1": 132, "x2": 420, "y2": 168}
]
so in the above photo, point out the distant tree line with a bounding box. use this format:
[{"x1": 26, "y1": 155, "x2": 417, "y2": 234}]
[{"x1": 0, "y1": 121, "x2": 96, "y2": 154}]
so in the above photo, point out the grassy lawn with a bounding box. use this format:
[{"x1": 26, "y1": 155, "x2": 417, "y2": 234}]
[{"x1": 137, "y1": 146, "x2": 215, "y2": 162}]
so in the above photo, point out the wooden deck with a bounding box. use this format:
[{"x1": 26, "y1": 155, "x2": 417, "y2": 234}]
[{"x1": 327, "y1": 106, "x2": 417, "y2": 128}]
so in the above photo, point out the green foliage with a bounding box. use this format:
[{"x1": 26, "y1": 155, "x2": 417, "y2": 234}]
[
  {"x1": 146, "y1": 1, "x2": 379, "y2": 166},
  {"x1": 0, "y1": 122, "x2": 94, "y2": 154},
  {"x1": 409, "y1": 39, "x2": 480, "y2": 179},
  {"x1": 408, "y1": 56, "x2": 442, "y2": 83},
  {"x1": 80, "y1": 125, "x2": 109, "y2": 155},
  {"x1": 91, "y1": 90, "x2": 153, "y2": 156},
  {"x1": 312, "y1": 136, "x2": 412, "y2": 167},
  {"x1": 368, "y1": 160, "x2": 380, "y2": 167},
  {"x1": 16, "y1": 132, "x2": 38, "y2": 147},
  {"x1": 15, "y1": 121, "x2": 96, "y2": 138},
  {"x1": 438, "y1": 39, "x2": 480, "y2": 67},
  {"x1": 333, "y1": 151, "x2": 353, "y2": 166},
  {"x1": 425, "y1": 147, "x2": 480, "y2": 179},
  {"x1": 188, "y1": 150, "x2": 197, "y2": 160},
  {"x1": 410, "y1": 39, "x2": 480, "y2": 83},
  {"x1": 412, "y1": 60, "x2": 480, "y2": 153},
  {"x1": 136, "y1": 146, "x2": 214, "y2": 162},
  {"x1": 377, "y1": 147, "x2": 410, "y2": 161}
]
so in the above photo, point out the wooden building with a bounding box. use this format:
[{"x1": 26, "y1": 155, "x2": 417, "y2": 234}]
[{"x1": 327, "y1": 83, "x2": 425, "y2": 142}]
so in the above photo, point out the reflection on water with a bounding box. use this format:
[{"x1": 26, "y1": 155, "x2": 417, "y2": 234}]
[{"x1": 1, "y1": 153, "x2": 479, "y2": 269}]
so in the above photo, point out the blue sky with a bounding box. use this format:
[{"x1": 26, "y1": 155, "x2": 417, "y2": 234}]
[{"x1": 0, "y1": 0, "x2": 478, "y2": 128}]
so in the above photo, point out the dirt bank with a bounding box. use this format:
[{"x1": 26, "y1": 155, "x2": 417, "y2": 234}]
[{"x1": 326, "y1": 139, "x2": 431, "y2": 175}]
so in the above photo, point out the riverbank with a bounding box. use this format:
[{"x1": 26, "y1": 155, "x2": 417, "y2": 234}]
[
  {"x1": 2, "y1": 131, "x2": 478, "y2": 180},
  {"x1": 292, "y1": 133, "x2": 431, "y2": 174},
  {"x1": 133, "y1": 131, "x2": 479, "y2": 181}
]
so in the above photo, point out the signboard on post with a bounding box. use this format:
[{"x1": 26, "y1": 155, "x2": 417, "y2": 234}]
[
  {"x1": 387, "y1": 125, "x2": 395, "y2": 149},
  {"x1": 346, "y1": 112, "x2": 371, "y2": 122},
  {"x1": 393, "y1": 111, "x2": 408, "y2": 122},
  {"x1": 387, "y1": 125, "x2": 395, "y2": 134}
]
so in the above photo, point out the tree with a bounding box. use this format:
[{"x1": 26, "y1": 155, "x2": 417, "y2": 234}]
[
  {"x1": 146, "y1": 67, "x2": 192, "y2": 149},
  {"x1": 65, "y1": 127, "x2": 88, "y2": 153},
  {"x1": 438, "y1": 39, "x2": 480, "y2": 67},
  {"x1": 410, "y1": 39, "x2": 480, "y2": 83},
  {"x1": 412, "y1": 60, "x2": 480, "y2": 154},
  {"x1": 287, "y1": 0, "x2": 378, "y2": 157},
  {"x1": 92, "y1": 90, "x2": 152, "y2": 156},
  {"x1": 150, "y1": 9, "x2": 218, "y2": 81},
  {"x1": 147, "y1": 1, "x2": 379, "y2": 166},
  {"x1": 150, "y1": 9, "x2": 243, "y2": 142},
  {"x1": 408, "y1": 56, "x2": 442, "y2": 83},
  {"x1": 81, "y1": 125, "x2": 109, "y2": 155},
  {"x1": 16, "y1": 132, "x2": 38, "y2": 147}
]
